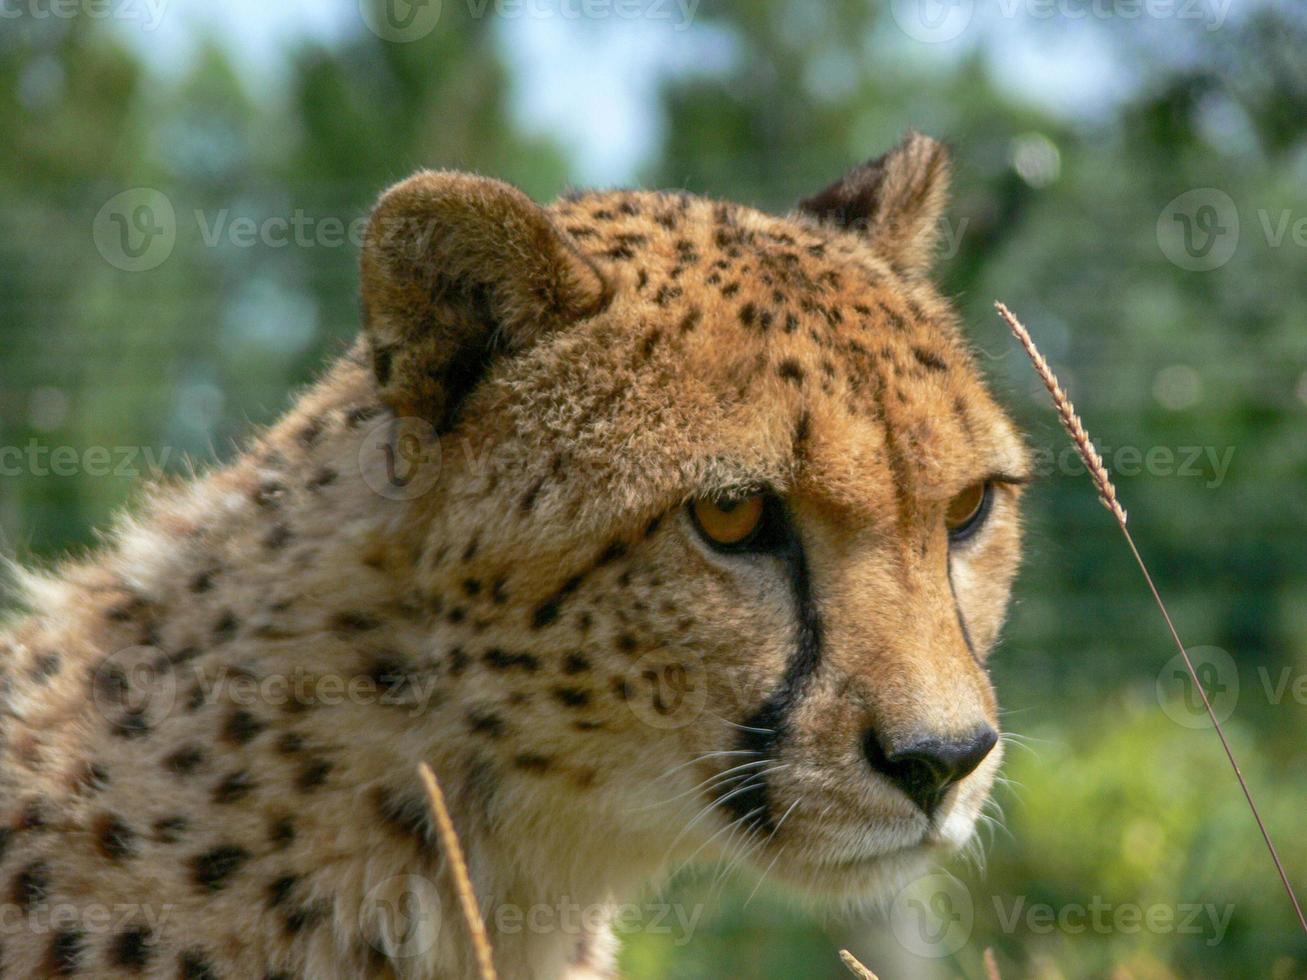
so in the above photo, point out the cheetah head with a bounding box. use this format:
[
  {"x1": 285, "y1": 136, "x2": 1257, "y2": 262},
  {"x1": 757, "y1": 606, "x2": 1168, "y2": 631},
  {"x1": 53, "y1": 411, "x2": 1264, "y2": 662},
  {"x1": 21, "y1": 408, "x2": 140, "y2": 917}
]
[{"x1": 359, "y1": 132, "x2": 1029, "y2": 906}]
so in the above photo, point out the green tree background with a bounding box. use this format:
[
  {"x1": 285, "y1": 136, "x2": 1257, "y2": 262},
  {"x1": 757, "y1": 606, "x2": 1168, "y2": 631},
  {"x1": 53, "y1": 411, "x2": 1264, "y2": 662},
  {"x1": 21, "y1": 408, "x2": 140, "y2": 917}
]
[{"x1": 3, "y1": 2, "x2": 1306, "y2": 976}]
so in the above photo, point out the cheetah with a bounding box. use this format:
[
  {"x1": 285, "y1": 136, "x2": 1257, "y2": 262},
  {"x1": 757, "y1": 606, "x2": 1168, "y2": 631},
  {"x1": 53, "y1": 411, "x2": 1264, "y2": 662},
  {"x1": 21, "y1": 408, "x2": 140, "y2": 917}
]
[{"x1": 0, "y1": 132, "x2": 1030, "y2": 979}]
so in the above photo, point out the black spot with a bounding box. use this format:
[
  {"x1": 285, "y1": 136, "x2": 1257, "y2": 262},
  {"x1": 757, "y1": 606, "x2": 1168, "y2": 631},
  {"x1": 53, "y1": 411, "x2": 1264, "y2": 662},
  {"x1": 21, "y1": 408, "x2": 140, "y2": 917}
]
[
  {"x1": 267, "y1": 874, "x2": 298, "y2": 909},
  {"x1": 297, "y1": 417, "x2": 324, "y2": 447},
  {"x1": 639, "y1": 329, "x2": 662, "y2": 359},
  {"x1": 14, "y1": 861, "x2": 50, "y2": 910},
  {"x1": 448, "y1": 647, "x2": 470, "y2": 676},
  {"x1": 192, "y1": 845, "x2": 251, "y2": 891},
  {"x1": 482, "y1": 649, "x2": 540, "y2": 672},
  {"x1": 111, "y1": 711, "x2": 151, "y2": 739},
  {"x1": 105, "y1": 595, "x2": 148, "y2": 623},
  {"x1": 179, "y1": 949, "x2": 217, "y2": 980},
  {"x1": 212, "y1": 770, "x2": 255, "y2": 805},
  {"x1": 346, "y1": 404, "x2": 381, "y2": 427},
  {"x1": 520, "y1": 476, "x2": 546, "y2": 514},
  {"x1": 563, "y1": 654, "x2": 591, "y2": 675},
  {"x1": 462, "y1": 578, "x2": 481, "y2": 597},
  {"x1": 29, "y1": 651, "x2": 61, "y2": 683},
  {"x1": 252, "y1": 480, "x2": 286, "y2": 509},
  {"x1": 263, "y1": 524, "x2": 292, "y2": 551},
  {"x1": 75, "y1": 762, "x2": 110, "y2": 794},
  {"x1": 0, "y1": 828, "x2": 10, "y2": 863},
  {"x1": 308, "y1": 466, "x2": 337, "y2": 490},
  {"x1": 110, "y1": 926, "x2": 153, "y2": 971},
  {"x1": 513, "y1": 753, "x2": 552, "y2": 773},
  {"x1": 222, "y1": 709, "x2": 266, "y2": 746},
  {"x1": 165, "y1": 745, "x2": 205, "y2": 776},
  {"x1": 153, "y1": 816, "x2": 189, "y2": 843},
  {"x1": 777, "y1": 359, "x2": 805, "y2": 384},
  {"x1": 372, "y1": 345, "x2": 394, "y2": 387},
  {"x1": 467, "y1": 710, "x2": 506, "y2": 738},
  {"x1": 678, "y1": 308, "x2": 702, "y2": 333},
  {"x1": 47, "y1": 930, "x2": 83, "y2": 976},
  {"x1": 617, "y1": 634, "x2": 638, "y2": 654},
  {"x1": 738, "y1": 301, "x2": 757, "y2": 327},
  {"x1": 912, "y1": 346, "x2": 949, "y2": 372},
  {"x1": 190, "y1": 569, "x2": 217, "y2": 593},
  {"x1": 284, "y1": 900, "x2": 329, "y2": 935},
  {"x1": 17, "y1": 797, "x2": 46, "y2": 831},
  {"x1": 877, "y1": 301, "x2": 908, "y2": 332},
  {"x1": 552, "y1": 687, "x2": 590, "y2": 708},
  {"x1": 276, "y1": 732, "x2": 305, "y2": 755},
  {"x1": 212, "y1": 610, "x2": 239, "y2": 642},
  {"x1": 95, "y1": 814, "x2": 137, "y2": 861},
  {"x1": 268, "y1": 817, "x2": 296, "y2": 850},
  {"x1": 373, "y1": 788, "x2": 432, "y2": 846},
  {"x1": 653, "y1": 284, "x2": 682, "y2": 306},
  {"x1": 531, "y1": 573, "x2": 583, "y2": 630},
  {"x1": 330, "y1": 611, "x2": 380, "y2": 632},
  {"x1": 296, "y1": 759, "x2": 333, "y2": 793}
]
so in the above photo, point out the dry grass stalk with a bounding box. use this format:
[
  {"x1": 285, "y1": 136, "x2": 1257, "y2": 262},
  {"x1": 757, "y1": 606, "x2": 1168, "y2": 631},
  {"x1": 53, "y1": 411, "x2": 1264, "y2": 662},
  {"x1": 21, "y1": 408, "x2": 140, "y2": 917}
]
[
  {"x1": 418, "y1": 762, "x2": 498, "y2": 980},
  {"x1": 983, "y1": 947, "x2": 1003, "y2": 980},
  {"x1": 995, "y1": 300, "x2": 1307, "y2": 935},
  {"x1": 994, "y1": 302, "x2": 1126, "y2": 525},
  {"x1": 838, "y1": 949, "x2": 879, "y2": 979}
]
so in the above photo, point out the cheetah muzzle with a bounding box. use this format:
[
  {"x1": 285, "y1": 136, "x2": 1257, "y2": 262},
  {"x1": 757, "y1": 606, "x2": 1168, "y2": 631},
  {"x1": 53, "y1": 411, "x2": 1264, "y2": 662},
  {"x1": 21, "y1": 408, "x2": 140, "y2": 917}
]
[{"x1": 0, "y1": 131, "x2": 1029, "y2": 979}]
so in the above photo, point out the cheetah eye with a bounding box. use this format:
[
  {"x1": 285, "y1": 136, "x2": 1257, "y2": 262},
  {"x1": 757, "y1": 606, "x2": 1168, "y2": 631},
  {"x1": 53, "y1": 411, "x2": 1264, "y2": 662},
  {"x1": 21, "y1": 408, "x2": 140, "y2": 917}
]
[
  {"x1": 690, "y1": 493, "x2": 768, "y2": 550},
  {"x1": 945, "y1": 481, "x2": 993, "y2": 542}
]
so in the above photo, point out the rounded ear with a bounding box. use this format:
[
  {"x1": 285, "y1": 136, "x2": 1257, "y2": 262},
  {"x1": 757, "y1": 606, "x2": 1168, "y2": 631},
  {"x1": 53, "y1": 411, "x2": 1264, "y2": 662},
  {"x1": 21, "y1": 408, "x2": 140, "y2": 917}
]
[
  {"x1": 360, "y1": 171, "x2": 611, "y2": 429},
  {"x1": 797, "y1": 130, "x2": 951, "y2": 276}
]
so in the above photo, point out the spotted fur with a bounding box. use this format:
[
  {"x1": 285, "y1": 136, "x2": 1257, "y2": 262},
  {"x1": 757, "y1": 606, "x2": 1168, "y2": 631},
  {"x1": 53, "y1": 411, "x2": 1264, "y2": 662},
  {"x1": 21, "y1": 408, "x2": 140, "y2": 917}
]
[{"x1": 0, "y1": 132, "x2": 1028, "y2": 979}]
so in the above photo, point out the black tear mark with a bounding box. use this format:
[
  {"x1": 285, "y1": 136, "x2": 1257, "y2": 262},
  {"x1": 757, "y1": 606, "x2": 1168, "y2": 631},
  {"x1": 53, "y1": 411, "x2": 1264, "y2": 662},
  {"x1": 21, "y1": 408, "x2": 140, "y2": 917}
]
[{"x1": 722, "y1": 507, "x2": 823, "y2": 836}]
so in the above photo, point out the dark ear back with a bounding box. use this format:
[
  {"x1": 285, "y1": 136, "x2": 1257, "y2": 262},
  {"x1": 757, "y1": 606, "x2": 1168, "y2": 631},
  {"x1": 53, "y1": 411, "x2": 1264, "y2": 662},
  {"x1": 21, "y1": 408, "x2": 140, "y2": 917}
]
[
  {"x1": 360, "y1": 171, "x2": 610, "y2": 428},
  {"x1": 798, "y1": 131, "x2": 951, "y2": 276}
]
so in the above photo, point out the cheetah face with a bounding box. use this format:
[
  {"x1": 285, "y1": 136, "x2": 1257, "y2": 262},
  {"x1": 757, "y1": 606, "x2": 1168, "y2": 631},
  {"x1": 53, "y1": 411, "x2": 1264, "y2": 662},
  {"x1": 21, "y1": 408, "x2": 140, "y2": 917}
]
[{"x1": 361, "y1": 133, "x2": 1028, "y2": 905}]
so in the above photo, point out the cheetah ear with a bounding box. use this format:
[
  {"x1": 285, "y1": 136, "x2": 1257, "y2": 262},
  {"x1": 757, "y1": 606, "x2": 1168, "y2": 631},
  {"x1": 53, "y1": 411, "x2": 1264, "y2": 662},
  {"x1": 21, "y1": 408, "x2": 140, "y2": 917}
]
[
  {"x1": 360, "y1": 170, "x2": 611, "y2": 428},
  {"x1": 797, "y1": 130, "x2": 951, "y2": 276}
]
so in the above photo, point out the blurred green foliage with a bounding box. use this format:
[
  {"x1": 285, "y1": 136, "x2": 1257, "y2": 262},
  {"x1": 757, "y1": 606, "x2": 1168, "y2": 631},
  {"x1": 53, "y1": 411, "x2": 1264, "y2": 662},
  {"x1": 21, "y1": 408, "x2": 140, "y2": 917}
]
[{"x1": 3, "y1": 2, "x2": 1306, "y2": 976}]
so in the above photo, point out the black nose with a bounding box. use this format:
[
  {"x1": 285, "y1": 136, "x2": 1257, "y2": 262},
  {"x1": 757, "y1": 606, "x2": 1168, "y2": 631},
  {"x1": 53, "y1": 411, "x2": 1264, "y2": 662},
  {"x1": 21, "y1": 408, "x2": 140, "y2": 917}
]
[{"x1": 863, "y1": 726, "x2": 998, "y2": 815}]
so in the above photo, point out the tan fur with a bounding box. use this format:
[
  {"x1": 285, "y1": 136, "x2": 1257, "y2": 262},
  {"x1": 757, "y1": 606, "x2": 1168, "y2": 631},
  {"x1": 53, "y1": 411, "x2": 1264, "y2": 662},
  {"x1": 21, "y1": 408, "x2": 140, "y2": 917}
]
[{"x1": 0, "y1": 133, "x2": 1028, "y2": 979}]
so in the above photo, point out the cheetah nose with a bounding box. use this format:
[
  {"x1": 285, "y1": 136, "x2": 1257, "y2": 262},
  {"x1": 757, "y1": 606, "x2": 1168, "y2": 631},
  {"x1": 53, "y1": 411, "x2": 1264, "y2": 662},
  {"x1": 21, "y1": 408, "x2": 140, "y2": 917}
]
[{"x1": 861, "y1": 726, "x2": 998, "y2": 816}]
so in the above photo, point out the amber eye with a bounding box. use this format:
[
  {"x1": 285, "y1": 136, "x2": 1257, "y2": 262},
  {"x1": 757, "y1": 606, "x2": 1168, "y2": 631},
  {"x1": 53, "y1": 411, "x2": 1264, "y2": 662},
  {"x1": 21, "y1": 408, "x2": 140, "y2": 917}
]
[
  {"x1": 945, "y1": 481, "x2": 992, "y2": 540},
  {"x1": 691, "y1": 494, "x2": 766, "y2": 547}
]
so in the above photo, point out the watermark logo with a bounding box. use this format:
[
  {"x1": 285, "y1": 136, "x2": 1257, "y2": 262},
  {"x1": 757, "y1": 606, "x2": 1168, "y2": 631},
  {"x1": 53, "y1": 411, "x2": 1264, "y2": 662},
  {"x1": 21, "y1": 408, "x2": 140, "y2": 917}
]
[
  {"x1": 623, "y1": 651, "x2": 707, "y2": 730},
  {"x1": 359, "y1": 417, "x2": 443, "y2": 501},
  {"x1": 360, "y1": 874, "x2": 443, "y2": 958},
  {"x1": 1156, "y1": 188, "x2": 1239, "y2": 271},
  {"x1": 890, "y1": 0, "x2": 974, "y2": 43},
  {"x1": 992, "y1": 895, "x2": 1234, "y2": 946},
  {"x1": 90, "y1": 645, "x2": 178, "y2": 733},
  {"x1": 0, "y1": 0, "x2": 170, "y2": 31},
  {"x1": 359, "y1": 0, "x2": 443, "y2": 41},
  {"x1": 1157, "y1": 645, "x2": 1239, "y2": 729},
  {"x1": 93, "y1": 188, "x2": 176, "y2": 272},
  {"x1": 889, "y1": 872, "x2": 974, "y2": 958}
]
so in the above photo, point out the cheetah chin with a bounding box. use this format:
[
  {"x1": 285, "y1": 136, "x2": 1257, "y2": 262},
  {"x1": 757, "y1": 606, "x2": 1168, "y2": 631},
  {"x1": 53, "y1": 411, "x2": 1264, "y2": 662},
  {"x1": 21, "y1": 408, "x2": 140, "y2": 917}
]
[{"x1": 1, "y1": 130, "x2": 1027, "y2": 979}]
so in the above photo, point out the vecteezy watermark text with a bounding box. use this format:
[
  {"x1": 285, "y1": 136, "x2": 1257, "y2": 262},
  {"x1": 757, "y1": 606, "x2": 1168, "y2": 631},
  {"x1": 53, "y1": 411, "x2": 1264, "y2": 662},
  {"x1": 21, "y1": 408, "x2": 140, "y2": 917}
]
[{"x1": 0, "y1": 441, "x2": 173, "y2": 478}]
